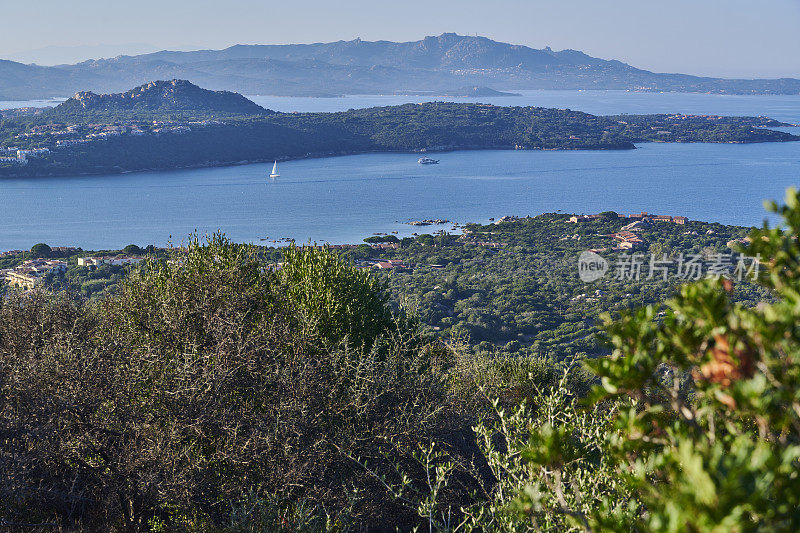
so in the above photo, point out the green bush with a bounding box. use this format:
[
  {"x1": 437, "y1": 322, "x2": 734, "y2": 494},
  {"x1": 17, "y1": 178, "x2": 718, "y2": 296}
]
[
  {"x1": 277, "y1": 244, "x2": 396, "y2": 350},
  {"x1": 123, "y1": 244, "x2": 143, "y2": 255},
  {"x1": 0, "y1": 234, "x2": 465, "y2": 530}
]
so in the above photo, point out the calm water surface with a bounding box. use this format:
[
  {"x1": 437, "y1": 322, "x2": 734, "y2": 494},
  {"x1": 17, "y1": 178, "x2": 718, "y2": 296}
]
[
  {"x1": 0, "y1": 91, "x2": 798, "y2": 249},
  {"x1": 5, "y1": 90, "x2": 800, "y2": 123},
  {"x1": 246, "y1": 91, "x2": 800, "y2": 124},
  {"x1": 0, "y1": 98, "x2": 65, "y2": 110}
]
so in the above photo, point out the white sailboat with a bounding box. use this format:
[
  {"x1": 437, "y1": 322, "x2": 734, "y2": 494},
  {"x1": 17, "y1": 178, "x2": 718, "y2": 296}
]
[{"x1": 269, "y1": 161, "x2": 280, "y2": 178}]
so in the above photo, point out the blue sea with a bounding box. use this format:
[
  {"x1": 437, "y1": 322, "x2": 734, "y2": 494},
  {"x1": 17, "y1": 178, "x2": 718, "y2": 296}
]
[{"x1": 0, "y1": 91, "x2": 798, "y2": 250}]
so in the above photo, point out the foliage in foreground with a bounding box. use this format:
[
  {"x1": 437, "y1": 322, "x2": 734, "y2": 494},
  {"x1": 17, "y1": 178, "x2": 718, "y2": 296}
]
[
  {"x1": 3, "y1": 190, "x2": 800, "y2": 531},
  {"x1": 392, "y1": 189, "x2": 800, "y2": 532},
  {"x1": 0, "y1": 237, "x2": 467, "y2": 530},
  {"x1": 573, "y1": 190, "x2": 800, "y2": 530}
]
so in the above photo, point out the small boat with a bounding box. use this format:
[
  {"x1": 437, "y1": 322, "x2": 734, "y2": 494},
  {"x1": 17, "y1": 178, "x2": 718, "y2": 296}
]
[
  {"x1": 269, "y1": 161, "x2": 280, "y2": 178},
  {"x1": 418, "y1": 157, "x2": 439, "y2": 165}
]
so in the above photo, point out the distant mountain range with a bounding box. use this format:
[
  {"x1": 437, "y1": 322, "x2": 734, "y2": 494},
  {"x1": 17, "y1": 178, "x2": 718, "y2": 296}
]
[{"x1": 2, "y1": 33, "x2": 799, "y2": 100}]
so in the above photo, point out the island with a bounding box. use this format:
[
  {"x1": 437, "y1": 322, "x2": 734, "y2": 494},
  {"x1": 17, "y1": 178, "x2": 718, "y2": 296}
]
[{"x1": 0, "y1": 79, "x2": 796, "y2": 178}]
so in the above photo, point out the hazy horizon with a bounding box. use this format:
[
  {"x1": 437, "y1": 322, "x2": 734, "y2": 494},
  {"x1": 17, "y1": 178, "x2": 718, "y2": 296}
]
[{"x1": 0, "y1": 0, "x2": 798, "y2": 79}]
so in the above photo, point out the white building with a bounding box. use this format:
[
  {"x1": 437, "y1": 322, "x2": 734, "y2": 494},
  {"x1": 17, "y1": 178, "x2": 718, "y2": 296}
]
[
  {"x1": 56, "y1": 139, "x2": 90, "y2": 147},
  {"x1": 78, "y1": 255, "x2": 145, "y2": 267},
  {"x1": 4, "y1": 259, "x2": 68, "y2": 290},
  {"x1": 16, "y1": 148, "x2": 50, "y2": 159}
]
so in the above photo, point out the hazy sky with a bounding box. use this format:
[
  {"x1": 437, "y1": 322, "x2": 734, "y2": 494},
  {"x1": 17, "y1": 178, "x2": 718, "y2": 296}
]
[{"x1": 1, "y1": 0, "x2": 799, "y2": 78}]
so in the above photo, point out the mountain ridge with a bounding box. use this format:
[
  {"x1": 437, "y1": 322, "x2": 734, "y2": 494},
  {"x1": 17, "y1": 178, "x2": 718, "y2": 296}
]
[{"x1": 1, "y1": 34, "x2": 799, "y2": 99}]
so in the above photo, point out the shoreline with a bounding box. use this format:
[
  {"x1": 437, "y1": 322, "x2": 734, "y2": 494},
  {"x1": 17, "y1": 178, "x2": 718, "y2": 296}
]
[
  {"x1": 0, "y1": 144, "x2": 642, "y2": 179},
  {"x1": 5, "y1": 134, "x2": 800, "y2": 179}
]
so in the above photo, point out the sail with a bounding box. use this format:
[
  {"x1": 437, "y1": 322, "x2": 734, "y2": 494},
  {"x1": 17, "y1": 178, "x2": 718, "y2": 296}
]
[{"x1": 270, "y1": 161, "x2": 279, "y2": 177}]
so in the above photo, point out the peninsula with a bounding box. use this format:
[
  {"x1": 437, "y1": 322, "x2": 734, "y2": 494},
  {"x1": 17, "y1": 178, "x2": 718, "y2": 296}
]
[{"x1": 0, "y1": 80, "x2": 795, "y2": 177}]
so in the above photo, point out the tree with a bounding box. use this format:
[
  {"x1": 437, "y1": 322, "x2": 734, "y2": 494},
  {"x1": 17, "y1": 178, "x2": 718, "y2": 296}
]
[
  {"x1": 122, "y1": 244, "x2": 142, "y2": 255},
  {"x1": 30, "y1": 243, "x2": 51, "y2": 257},
  {"x1": 417, "y1": 234, "x2": 434, "y2": 246},
  {"x1": 277, "y1": 244, "x2": 396, "y2": 349},
  {"x1": 364, "y1": 235, "x2": 400, "y2": 244}
]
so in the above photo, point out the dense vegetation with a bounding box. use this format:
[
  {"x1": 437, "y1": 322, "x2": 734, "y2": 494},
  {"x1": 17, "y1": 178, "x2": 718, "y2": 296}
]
[
  {"x1": 2, "y1": 190, "x2": 800, "y2": 530},
  {"x1": 0, "y1": 236, "x2": 467, "y2": 530},
  {"x1": 368, "y1": 214, "x2": 770, "y2": 360},
  {"x1": 2, "y1": 214, "x2": 771, "y2": 357},
  {"x1": 1, "y1": 85, "x2": 795, "y2": 177}
]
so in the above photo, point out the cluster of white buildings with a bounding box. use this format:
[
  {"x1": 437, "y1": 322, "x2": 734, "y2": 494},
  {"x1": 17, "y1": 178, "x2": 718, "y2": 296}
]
[
  {"x1": 86, "y1": 130, "x2": 122, "y2": 139},
  {"x1": 569, "y1": 212, "x2": 688, "y2": 225},
  {"x1": 18, "y1": 125, "x2": 80, "y2": 138},
  {"x1": 0, "y1": 147, "x2": 50, "y2": 165},
  {"x1": 56, "y1": 139, "x2": 91, "y2": 147},
  {"x1": 2, "y1": 259, "x2": 68, "y2": 290},
  {"x1": 0, "y1": 253, "x2": 147, "y2": 290},
  {"x1": 17, "y1": 148, "x2": 50, "y2": 159},
  {"x1": 151, "y1": 125, "x2": 191, "y2": 135},
  {"x1": 5, "y1": 118, "x2": 222, "y2": 160},
  {"x1": 77, "y1": 255, "x2": 145, "y2": 267}
]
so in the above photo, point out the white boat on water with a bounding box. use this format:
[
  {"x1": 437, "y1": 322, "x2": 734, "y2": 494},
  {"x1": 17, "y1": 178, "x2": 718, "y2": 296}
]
[
  {"x1": 418, "y1": 157, "x2": 439, "y2": 165},
  {"x1": 269, "y1": 161, "x2": 280, "y2": 178}
]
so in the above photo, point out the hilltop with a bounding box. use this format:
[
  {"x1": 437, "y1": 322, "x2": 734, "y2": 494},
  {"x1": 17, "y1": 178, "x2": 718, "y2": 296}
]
[
  {"x1": 47, "y1": 80, "x2": 270, "y2": 120},
  {"x1": 2, "y1": 34, "x2": 800, "y2": 99}
]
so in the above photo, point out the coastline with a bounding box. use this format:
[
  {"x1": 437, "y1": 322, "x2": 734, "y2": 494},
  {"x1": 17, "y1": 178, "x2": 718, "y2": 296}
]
[
  {"x1": 0, "y1": 144, "x2": 641, "y2": 179},
  {"x1": 7, "y1": 135, "x2": 800, "y2": 179}
]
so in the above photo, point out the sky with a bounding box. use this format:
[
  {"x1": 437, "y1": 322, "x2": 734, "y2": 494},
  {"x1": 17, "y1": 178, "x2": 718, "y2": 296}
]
[{"x1": 0, "y1": 0, "x2": 799, "y2": 78}]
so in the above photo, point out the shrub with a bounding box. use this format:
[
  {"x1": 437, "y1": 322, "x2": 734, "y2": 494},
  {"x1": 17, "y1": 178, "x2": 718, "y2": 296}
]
[
  {"x1": 0, "y1": 234, "x2": 465, "y2": 530},
  {"x1": 277, "y1": 244, "x2": 396, "y2": 350}
]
